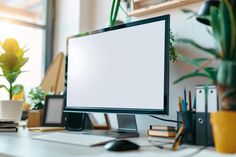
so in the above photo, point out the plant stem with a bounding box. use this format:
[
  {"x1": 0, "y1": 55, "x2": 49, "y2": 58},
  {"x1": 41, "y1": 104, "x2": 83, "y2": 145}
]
[{"x1": 9, "y1": 82, "x2": 12, "y2": 100}]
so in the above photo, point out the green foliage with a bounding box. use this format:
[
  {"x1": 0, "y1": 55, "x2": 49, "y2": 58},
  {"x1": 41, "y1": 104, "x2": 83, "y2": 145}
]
[
  {"x1": 169, "y1": 30, "x2": 178, "y2": 63},
  {"x1": 175, "y1": 0, "x2": 236, "y2": 87},
  {"x1": 12, "y1": 85, "x2": 24, "y2": 95},
  {"x1": 0, "y1": 38, "x2": 29, "y2": 99},
  {"x1": 217, "y1": 61, "x2": 236, "y2": 86},
  {"x1": 177, "y1": 39, "x2": 221, "y2": 58},
  {"x1": 28, "y1": 87, "x2": 47, "y2": 110},
  {"x1": 109, "y1": 0, "x2": 121, "y2": 27},
  {"x1": 179, "y1": 55, "x2": 209, "y2": 67}
]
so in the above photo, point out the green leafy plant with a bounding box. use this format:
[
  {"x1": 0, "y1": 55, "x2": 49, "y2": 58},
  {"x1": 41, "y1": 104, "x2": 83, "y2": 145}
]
[
  {"x1": 109, "y1": 0, "x2": 121, "y2": 27},
  {"x1": 169, "y1": 30, "x2": 178, "y2": 62},
  {"x1": 28, "y1": 87, "x2": 47, "y2": 110},
  {"x1": 0, "y1": 38, "x2": 29, "y2": 100},
  {"x1": 174, "y1": 0, "x2": 236, "y2": 110}
]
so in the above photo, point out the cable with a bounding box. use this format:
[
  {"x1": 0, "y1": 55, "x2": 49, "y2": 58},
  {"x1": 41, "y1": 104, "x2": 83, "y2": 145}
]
[
  {"x1": 149, "y1": 115, "x2": 182, "y2": 123},
  {"x1": 182, "y1": 146, "x2": 207, "y2": 157}
]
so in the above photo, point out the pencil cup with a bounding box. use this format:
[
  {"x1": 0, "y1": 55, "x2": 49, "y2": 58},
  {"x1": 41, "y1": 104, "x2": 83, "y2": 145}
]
[{"x1": 177, "y1": 111, "x2": 195, "y2": 144}]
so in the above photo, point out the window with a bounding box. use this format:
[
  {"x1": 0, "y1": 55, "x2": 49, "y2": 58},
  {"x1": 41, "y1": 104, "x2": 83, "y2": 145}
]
[{"x1": 0, "y1": 0, "x2": 51, "y2": 99}]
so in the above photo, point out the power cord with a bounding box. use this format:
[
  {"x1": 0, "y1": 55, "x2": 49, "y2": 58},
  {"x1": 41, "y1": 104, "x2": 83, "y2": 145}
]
[
  {"x1": 149, "y1": 115, "x2": 182, "y2": 123},
  {"x1": 182, "y1": 146, "x2": 207, "y2": 157}
]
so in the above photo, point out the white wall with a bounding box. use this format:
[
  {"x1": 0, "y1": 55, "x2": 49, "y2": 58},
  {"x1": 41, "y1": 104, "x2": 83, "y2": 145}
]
[
  {"x1": 54, "y1": 1, "x2": 215, "y2": 133},
  {"x1": 53, "y1": 0, "x2": 80, "y2": 56}
]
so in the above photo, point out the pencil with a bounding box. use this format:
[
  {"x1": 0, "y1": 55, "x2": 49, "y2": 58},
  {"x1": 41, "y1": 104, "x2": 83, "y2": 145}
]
[
  {"x1": 178, "y1": 97, "x2": 183, "y2": 112},
  {"x1": 189, "y1": 91, "x2": 192, "y2": 111},
  {"x1": 184, "y1": 87, "x2": 187, "y2": 104}
]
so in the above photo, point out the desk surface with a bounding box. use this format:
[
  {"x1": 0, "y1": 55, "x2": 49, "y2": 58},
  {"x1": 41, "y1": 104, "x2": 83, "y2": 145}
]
[{"x1": 0, "y1": 128, "x2": 234, "y2": 157}]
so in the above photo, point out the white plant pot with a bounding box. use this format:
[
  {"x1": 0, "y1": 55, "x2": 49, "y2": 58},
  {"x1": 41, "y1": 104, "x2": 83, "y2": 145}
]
[{"x1": 0, "y1": 100, "x2": 23, "y2": 122}]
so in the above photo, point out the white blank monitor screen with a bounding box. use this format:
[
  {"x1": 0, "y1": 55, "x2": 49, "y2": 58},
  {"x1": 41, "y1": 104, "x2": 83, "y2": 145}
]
[{"x1": 66, "y1": 15, "x2": 169, "y2": 114}]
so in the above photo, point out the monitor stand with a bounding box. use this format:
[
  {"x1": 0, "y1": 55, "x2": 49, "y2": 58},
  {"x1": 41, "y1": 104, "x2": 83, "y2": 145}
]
[{"x1": 83, "y1": 114, "x2": 139, "y2": 139}]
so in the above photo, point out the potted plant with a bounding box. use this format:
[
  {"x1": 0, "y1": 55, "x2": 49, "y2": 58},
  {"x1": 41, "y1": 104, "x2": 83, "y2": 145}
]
[
  {"x1": 174, "y1": 0, "x2": 236, "y2": 153},
  {"x1": 27, "y1": 87, "x2": 47, "y2": 127},
  {"x1": 0, "y1": 38, "x2": 28, "y2": 122}
]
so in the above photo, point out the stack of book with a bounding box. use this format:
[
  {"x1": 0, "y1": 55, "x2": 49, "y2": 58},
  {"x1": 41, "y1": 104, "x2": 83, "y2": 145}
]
[
  {"x1": 0, "y1": 120, "x2": 18, "y2": 132},
  {"x1": 147, "y1": 125, "x2": 176, "y2": 138}
]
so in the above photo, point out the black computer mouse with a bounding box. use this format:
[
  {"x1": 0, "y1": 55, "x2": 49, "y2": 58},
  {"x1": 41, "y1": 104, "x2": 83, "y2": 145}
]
[{"x1": 104, "y1": 139, "x2": 140, "y2": 151}]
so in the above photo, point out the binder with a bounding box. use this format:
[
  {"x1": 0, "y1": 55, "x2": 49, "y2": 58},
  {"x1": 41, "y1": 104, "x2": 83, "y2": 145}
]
[
  {"x1": 207, "y1": 86, "x2": 218, "y2": 112},
  {"x1": 195, "y1": 85, "x2": 218, "y2": 146},
  {"x1": 207, "y1": 86, "x2": 218, "y2": 145}
]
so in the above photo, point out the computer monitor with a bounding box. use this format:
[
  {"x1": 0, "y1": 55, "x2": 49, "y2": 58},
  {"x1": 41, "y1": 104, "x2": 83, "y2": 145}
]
[{"x1": 65, "y1": 15, "x2": 170, "y2": 137}]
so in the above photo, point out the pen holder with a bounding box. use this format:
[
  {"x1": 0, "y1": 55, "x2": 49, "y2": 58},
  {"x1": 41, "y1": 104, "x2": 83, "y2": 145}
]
[{"x1": 177, "y1": 111, "x2": 196, "y2": 144}]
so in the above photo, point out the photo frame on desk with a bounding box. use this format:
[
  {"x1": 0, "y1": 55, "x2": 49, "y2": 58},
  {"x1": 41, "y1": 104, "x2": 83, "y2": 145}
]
[{"x1": 42, "y1": 95, "x2": 65, "y2": 127}]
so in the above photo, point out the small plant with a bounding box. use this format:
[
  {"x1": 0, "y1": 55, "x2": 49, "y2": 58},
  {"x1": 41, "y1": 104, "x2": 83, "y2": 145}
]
[
  {"x1": 169, "y1": 30, "x2": 178, "y2": 63},
  {"x1": 28, "y1": 87, "x2": 47, "y2": 110},
  {"x1": 0, "y1": 38, "x2": 29, "y2": 99}
]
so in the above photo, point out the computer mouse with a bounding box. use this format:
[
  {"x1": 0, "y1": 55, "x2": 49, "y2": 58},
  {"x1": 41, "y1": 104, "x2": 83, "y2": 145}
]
[{"x1": 104, "y1": 139, "x2": 140, "y2": 151}]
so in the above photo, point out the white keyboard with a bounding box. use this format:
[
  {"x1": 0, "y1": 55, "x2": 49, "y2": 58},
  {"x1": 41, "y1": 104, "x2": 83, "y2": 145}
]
[{"x1": 32, "y1": 132, "x2": 115, "y2": 146}]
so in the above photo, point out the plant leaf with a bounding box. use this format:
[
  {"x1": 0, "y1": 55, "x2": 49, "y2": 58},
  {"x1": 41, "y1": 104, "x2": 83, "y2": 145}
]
[
  {"x1": 12, "y1": 84, "x2": 23, "y2": 95},
  {"x1": 217, "y1": 61, "x2": 236, "y2": 86},
  {"x1": 177, "y1": 38, "x2": 221, "y2": 58},
  {"x1": 3, "y1": 71, "x2": 21, "y2": 83},
  {"x1": 0, "y1": 85, "x2": 8, "y2": 92},
  {"x1": 210, "y1": 7, "x2": 221, "y2": 51},
  {"x1": 182, "y1": 9, "x2": 197, "y2": 15},
  {"x1": 220, "y1": 0, "x2": 235, "y2": 60},
  {"x1": 182, "y1": 9, "x2": 198, "y2": 19},
  {"x1": 109, "y1": 0, "x2": 121, "y2": 26},
  {"x1": 173, "y1": 71, "x2": 211, "y2": 84},
  {"x1": 203, "y1": 67, "x2": 217, "y2": 81},
  {"x1": 179, "y1": 55, "x2": 209, "y2": 67}
]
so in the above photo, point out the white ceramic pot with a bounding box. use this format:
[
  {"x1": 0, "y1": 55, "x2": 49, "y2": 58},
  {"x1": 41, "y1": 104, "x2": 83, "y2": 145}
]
[{"x1": 0, "y1": 100, "x2": 23, "y2": 122}]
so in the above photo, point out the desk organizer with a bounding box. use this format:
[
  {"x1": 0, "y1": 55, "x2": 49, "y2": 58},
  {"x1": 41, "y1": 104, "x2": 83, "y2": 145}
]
[{"x1": 177, "y1": 112, "x2": 214, "y2": 146}]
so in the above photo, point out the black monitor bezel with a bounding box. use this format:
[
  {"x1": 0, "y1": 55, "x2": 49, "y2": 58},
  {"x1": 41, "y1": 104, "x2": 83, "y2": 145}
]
[{"x1": 64, "y1": 15, "x2": 170, "y2": 115}]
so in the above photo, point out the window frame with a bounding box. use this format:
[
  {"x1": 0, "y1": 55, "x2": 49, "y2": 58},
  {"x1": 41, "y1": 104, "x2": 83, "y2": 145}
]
[{"x1": 0, "y1": 0, "x2": 55, "y2": 73}]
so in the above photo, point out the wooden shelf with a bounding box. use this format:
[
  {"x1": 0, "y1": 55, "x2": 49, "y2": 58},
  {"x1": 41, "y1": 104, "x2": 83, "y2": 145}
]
[{"x1": 128, "y1": 0, "x2": 203, "y2": 17}]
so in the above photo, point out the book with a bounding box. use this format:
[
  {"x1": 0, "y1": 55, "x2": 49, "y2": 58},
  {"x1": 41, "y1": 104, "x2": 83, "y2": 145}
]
[
  {"x1": 28, "y1": 127, "x2": 65, "y2": 132},
  {"x1": 150, "y1": 125, "x2": 175, "y2": 131},
  {"x1": 0, "y1": 120, "x2": 18, "y2": 132},
  {"x1": 0, "y1": 122, "x2": 18, "y2": 128},
  {"x1": 0, "y1": 127, "x2": 18, "y2": 132},
  {"x1": 147, "y1": 129, "x2": 176, "y2": 138}
]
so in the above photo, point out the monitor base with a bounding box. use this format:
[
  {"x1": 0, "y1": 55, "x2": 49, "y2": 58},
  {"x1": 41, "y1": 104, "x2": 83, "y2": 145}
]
[
  {"x1": 82, "y1": 129, "x2": 139, "y2": 139},
  {"x1": 82, "y1": 114, "x2": 139, "y2": 139}
]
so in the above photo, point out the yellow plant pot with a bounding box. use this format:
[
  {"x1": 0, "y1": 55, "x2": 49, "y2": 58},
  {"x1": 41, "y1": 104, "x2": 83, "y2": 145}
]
[{"x1": 211, "y1": 111, "x2": 236, "y2": 153}]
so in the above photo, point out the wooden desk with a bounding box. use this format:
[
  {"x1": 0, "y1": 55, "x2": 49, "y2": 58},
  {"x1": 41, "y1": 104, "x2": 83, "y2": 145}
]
[{"x1": 0, "y1": 128, "x2": 232, "y2": 157}]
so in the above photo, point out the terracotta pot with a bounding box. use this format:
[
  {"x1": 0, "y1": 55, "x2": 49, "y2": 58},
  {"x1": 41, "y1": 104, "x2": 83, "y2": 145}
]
[
  {"x1": 27, "y1": 109, "x2": 43, "y2": 127},
  {"x1": 211, "y1": 111, "x2": 236, "y2": 153},
  {"x1": 0, "y1": 100, "x2": 23, "y2": 122}
]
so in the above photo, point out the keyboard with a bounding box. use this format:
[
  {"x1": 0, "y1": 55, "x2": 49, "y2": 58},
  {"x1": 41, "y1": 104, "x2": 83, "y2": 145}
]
[{"x1": 32, "y1": 132, "x2": 115, "y2": 146}]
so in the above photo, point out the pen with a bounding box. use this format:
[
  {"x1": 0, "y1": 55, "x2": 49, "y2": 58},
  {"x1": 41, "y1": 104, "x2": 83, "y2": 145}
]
[
  {"x1": 189, "y1": 91, "x2": 192, "y2": 111},
  {"x1": 181, "y1": 99, "x2": 187, "y2": 112},
  {"x1": 182, "y1": 99, "x2": 190, "y2": 130},
  {"x1": 178, "y1": 96, "x2": 183, "y2": 112},
  {"x1": 184, "y1": 87, "x2": 187, "y2": 104}
]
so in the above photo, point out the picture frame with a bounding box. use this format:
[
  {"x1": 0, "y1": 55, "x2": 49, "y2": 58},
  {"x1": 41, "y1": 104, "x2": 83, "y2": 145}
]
[{"x1": 42, "y1": 95, "x2": 65, "y2": 127}]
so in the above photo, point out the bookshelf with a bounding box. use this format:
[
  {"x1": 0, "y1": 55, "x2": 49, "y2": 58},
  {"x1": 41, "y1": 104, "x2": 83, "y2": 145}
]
[{"x1": 128, "y1": 0, "x2": 203, "y2": 17}]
